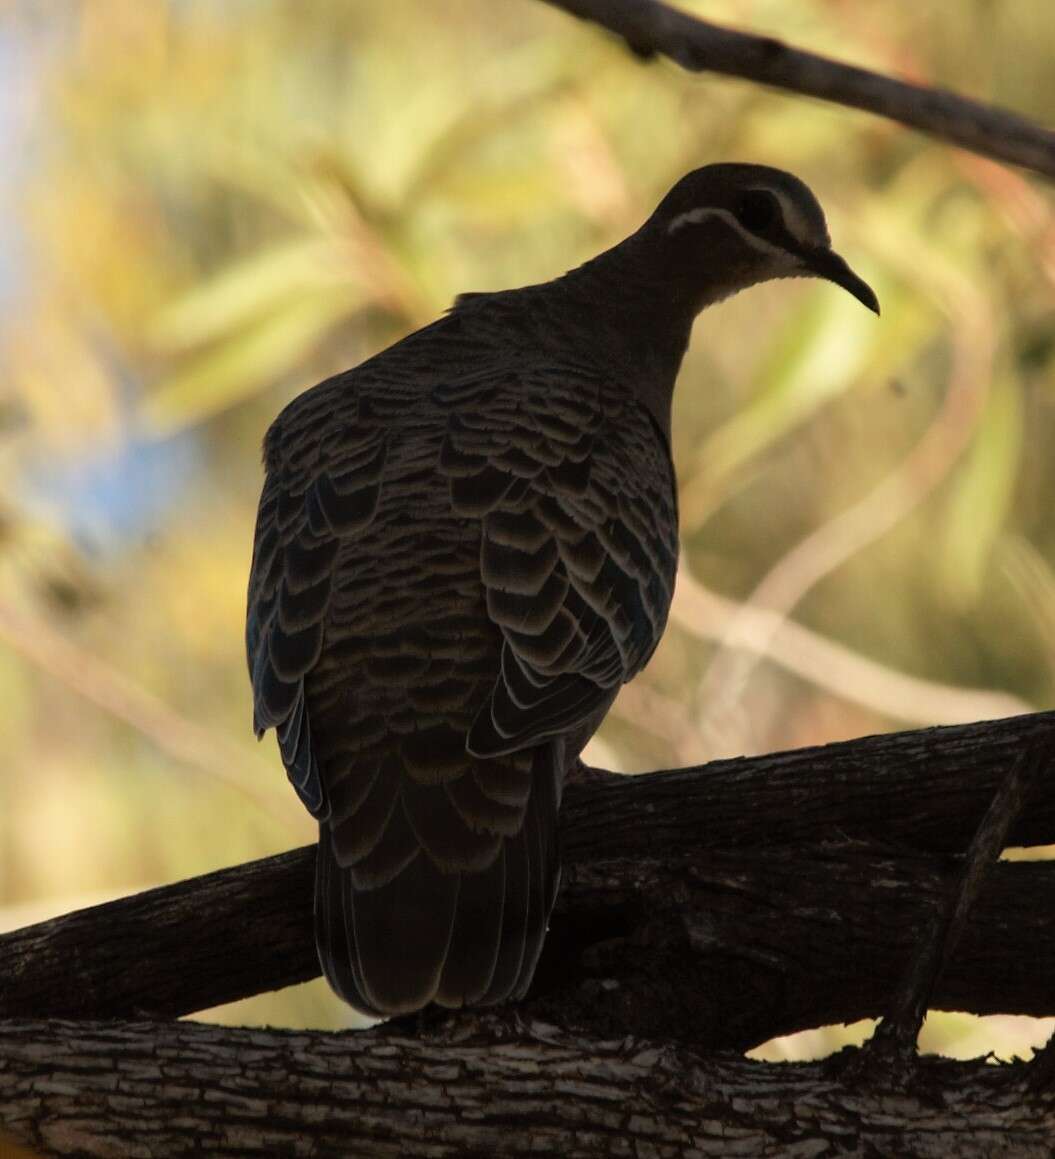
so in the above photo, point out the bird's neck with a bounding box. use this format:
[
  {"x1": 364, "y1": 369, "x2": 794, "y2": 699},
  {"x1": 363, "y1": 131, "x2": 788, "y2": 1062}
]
[{"x1": 545, "y1": 234, "x2": 698, "y2": 441}]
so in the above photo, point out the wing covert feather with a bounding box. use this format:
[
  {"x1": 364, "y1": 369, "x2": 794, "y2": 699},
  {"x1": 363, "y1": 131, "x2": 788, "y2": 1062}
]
[
  {"x1": 438, "y1": 373, "x2": 679, "y2": 758},
  {"x1": 246, "y1": 384, "x2": 388, "y2": 818}
]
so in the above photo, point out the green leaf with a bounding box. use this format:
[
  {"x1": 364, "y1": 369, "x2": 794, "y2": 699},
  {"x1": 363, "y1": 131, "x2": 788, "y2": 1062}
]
[
  {"x1": 940, "y1": 373, "x2": 1023, "y2": 607},
  {"x1": 150, "y1": 238, "x2": 354, "y2": 350},
  {"x1": 141, "y1": 289, "x2": 357, "y2": 436}
]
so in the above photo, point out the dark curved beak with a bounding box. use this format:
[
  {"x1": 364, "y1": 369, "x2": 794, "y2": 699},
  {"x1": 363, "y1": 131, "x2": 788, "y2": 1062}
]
[{"x1": 804, "y1": 248, "x2": 880, "y2": 315}]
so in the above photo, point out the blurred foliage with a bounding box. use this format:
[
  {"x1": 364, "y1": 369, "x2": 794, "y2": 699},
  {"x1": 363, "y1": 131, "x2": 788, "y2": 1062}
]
[{"x1": 0, "y1": 0, "x2": 1053, "y2": 1055}]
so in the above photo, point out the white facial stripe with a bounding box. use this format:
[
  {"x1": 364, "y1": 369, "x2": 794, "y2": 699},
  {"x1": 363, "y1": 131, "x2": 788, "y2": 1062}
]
[
  {"x1": 666, "y1": 206, "x2": 786, "y2": 257},
  {"x1": 758, "y1": 186, "x2": 829, "y2": 250}
]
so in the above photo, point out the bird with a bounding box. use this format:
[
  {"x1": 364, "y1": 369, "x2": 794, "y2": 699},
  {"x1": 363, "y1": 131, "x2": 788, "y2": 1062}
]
[{"x1": 246, "y1": 163, "x2": 879, "y2": 1018}]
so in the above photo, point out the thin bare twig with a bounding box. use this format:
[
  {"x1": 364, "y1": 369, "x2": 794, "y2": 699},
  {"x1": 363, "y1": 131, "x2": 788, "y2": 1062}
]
[
  {"x1": 860, "y1": 729, "x2": 1055, "y2": 1079},
  {"x1": 539, "y1": 0, "x2": 1055, "y2": 179}
]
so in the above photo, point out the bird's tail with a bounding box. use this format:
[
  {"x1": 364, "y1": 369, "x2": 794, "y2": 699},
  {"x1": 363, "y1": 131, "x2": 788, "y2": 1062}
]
[{"x1": 314, "y1": 747, "x2": 560, "y2": 1017}]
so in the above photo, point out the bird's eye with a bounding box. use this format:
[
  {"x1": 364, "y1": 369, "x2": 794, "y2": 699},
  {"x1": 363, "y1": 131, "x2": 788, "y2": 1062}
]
[{"x1": 733, "y1": 190, "x2": 779, "y2": 233}]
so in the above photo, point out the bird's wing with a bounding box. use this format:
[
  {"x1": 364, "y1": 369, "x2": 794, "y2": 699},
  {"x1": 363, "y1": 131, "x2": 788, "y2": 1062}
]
[
  {"x1": 248, "y1": 360, "x2": 564, "y2": 1015},
  {"x1": 246, "y1": 383, "x2": 387, "y2": 818},
  {"x1": 436, "y1": 372, "x2": 680, "y2": 758}
]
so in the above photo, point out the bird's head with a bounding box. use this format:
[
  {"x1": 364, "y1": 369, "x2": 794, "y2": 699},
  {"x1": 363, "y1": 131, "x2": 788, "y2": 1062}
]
[{"x1": 643, "y1": 164, "x2": 879, "y2": 315}]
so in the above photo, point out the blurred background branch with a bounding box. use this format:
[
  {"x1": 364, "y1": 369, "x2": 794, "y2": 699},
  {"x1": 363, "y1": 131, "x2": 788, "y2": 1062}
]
[
  {"x1": 0, "y1": 602, "x2": 296, "y2": 832},
  {"x1": 667, "y1": 568, "x2": 1032, "y2": 728},
  {"x1": 542, "y1": 0, "x2": 1055, "y2": 178}
]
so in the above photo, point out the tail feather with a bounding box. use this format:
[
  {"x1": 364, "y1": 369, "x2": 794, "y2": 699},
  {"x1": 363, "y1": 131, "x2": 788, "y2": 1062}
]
[
  {"x1": 315, "y1": 827, "x2": 365, "y2": 1005},
  {"x1": 314, "y1": 747, "x2": 559, "y2": 1017},
  {"x1": 478, "y1": 799, "x2": 531, "y2": 1005},
  {"x1": 503, "y1": 748, "x2": 559, "y2": 1001},
  {"x1": 435, "y1": 847, "x2": 506, "y2": 1007},
  {"x1": 350, "y1": 850, "x2": 461, "y2": 1015}
]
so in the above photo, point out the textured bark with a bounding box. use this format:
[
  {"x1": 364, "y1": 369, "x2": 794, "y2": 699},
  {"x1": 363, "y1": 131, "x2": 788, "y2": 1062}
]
[
  {"x1": 539, "y1": 0, "x2": 1055, "y2": 179},
  {"x1": 4, "y1": 712, "x2": 1055, "y2": 1155},
  {"x1": 1, "y1": 1017, "x2": 1053, "y2": 1159},
  {"x1": 560, "y1": 709, "x2": 1055, "y2": 858},
  {"x1": 2, "y1": 846, "x2": 319, "y2": 1022}
]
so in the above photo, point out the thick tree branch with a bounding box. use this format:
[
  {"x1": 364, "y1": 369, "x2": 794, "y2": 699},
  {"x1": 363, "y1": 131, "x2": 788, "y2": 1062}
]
[
  {"x1": 6, "y1": 842, "x2": 1055, "y2": 1049},
  {"x1": 538, "y1": 0, "x2": 1055, "y2": 179},
  {"x1": 2, "y1": 1017, "x2": 1053, "y2": 1159},
  {"x1": 4, "y1": 714, "x2": 1054, "y2": 1051},
  {"x1": 562, "y1": 709, "x2": 1055, "y2": 857}
]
